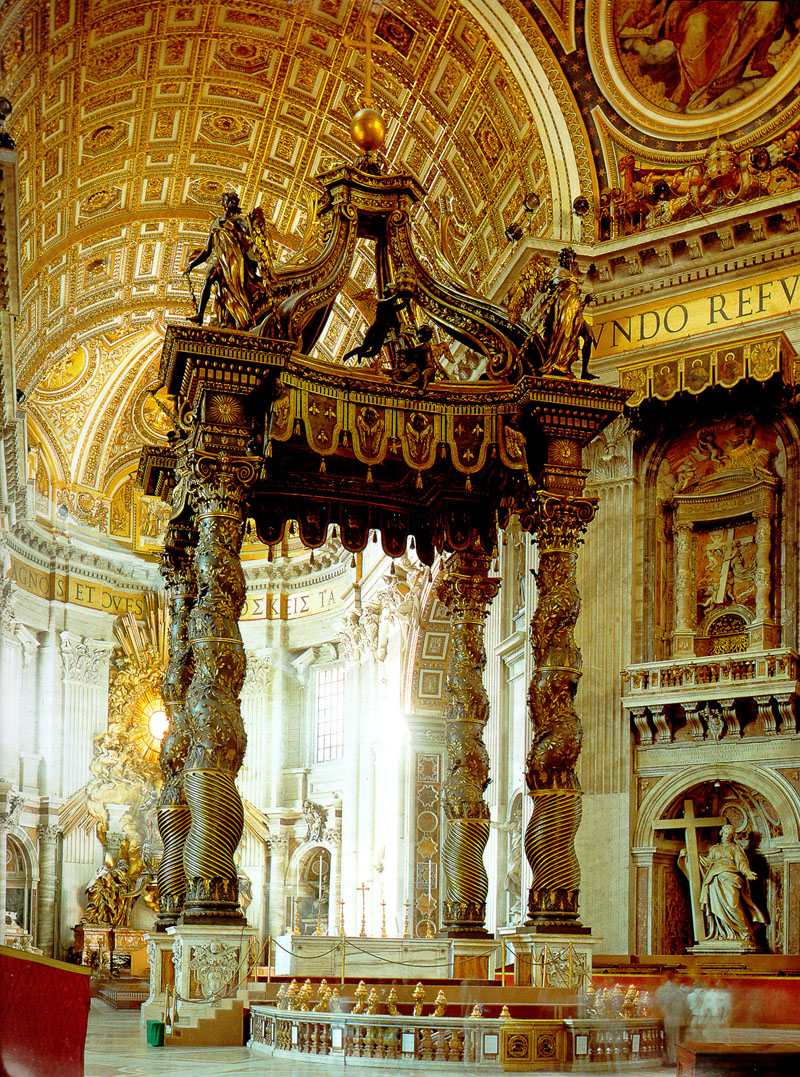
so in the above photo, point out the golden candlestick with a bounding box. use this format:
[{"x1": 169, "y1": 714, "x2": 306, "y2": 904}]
[
  {"x1": 403, "y1": 901, "x2": 410, "y2": 938},
  {"x1": 294, "y1": 900, "x2": 300, "y2": 936},
  {"x1": 357, "y1": 881, "x2": 369, "y2": 938},
  {"x1": 380, "y1": 900, "x2": 387, "y2": 938},
  {"x1": 340, "y1": 899, "x2": 346, "y2": 937}
]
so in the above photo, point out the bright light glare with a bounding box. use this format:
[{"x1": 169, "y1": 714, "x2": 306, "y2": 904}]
[{"x1": 148, "y1": 709, "x2": 169, "y2": 741}]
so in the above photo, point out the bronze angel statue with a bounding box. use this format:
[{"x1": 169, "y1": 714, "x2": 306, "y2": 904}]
[
  {"x1": 184, "y1": 191, "x2": 275, "y2": 330},
  {"x1": 509, "y1": 248, "x2": 597, "y2": 380}
]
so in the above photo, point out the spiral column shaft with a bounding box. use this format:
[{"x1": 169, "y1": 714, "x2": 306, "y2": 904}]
[
  {"x1": 520, "y1": 490, "x2": 597, "y2": 929},
  {"x1": 436, "y1": 552, "x2": 500, "y2": 936},
  {"x1": 155, "y1": 525, "x2": 195, "y2": 928},
  {"x1": 181, "y1": 453, "x2": 257, "y2": 922}
]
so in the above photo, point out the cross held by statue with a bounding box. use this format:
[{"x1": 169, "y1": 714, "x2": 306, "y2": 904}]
[{"x1": 653, "y1": 798, "x2": 726, "y2": 943}]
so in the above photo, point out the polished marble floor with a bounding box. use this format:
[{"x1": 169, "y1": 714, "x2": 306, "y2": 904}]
[
  {"x1": 83, "y1": 1000, "x2": 669, "y2": 1077},
  {"x1": 85, "y1": 1000, "x2": 800, "y2": 1076}
]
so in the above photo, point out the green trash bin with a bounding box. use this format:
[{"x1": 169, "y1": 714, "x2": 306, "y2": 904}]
[{"x1": 146, "y1": 1020, "x2": 165, "y2": 1047}]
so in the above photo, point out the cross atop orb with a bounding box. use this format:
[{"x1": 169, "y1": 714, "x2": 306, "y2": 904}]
[
  {"x1": 653, "y1": 798, "x2": 726, "y2": 944},
  {"x1": 342, "y1": 14, "x2": 395, "y2": 108}
]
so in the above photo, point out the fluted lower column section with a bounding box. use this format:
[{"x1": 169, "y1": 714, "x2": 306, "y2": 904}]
[
  {"x1": 437, "y1": 553, "x2": 500, "y2": 937},
  {"x1": 155, "y1": 525, "x2": 196, "y2": 929},
  {"x1": 182, "y1": 455, "x2": 257, "y2": 922},
  {"x1": 59, "y1": 633, "x2": 114, "y2": 798},
  {"x1": 520, "y1": 492, "x2": 597, "y2": 929},
  {"x1": 36, "y1": 823, "x2": 61, "y2": 955}
]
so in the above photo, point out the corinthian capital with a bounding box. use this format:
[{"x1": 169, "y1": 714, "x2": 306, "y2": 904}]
[
  {"x1": 436, "y1": 553, "x2": 500, "y2": 619},
  {"x1": 59, "y1": 632, "x2": 114, "y2": 685},
  {"x1": 518, "y1": 492, "x2": 598, "y2": 551},
  {"x1": 189, "y1": 452, "x2": 259, "y2": 518}
]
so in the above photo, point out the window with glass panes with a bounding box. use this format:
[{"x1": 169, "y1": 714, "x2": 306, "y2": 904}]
[{"x1": 315, "y1": 666, "x2": 345, "y2": 762}]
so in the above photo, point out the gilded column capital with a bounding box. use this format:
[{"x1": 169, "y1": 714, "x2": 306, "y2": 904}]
[
  {"x1": 436, "y1": 552, "x2": 501, "y2": 620},
  {"x1": 188, "y1": 451, "x2": 259, "y2": 519},
  {"x1": 518, "y1": 491, "x2": 598, "y2": 551}
]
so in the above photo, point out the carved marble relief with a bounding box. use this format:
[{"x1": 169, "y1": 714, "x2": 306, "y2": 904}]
[{"x1": 655, "y1": 415, "x2": 784, "y2": 658}]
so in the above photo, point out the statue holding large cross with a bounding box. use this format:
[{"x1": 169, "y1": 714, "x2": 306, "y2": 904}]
[{"x1": 654, "y1": 800, "x2": 767, "y2": 951}]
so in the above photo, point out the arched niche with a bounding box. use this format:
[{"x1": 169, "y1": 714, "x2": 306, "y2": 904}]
[
  {"x1": 286, "y1": 843, "x2": 334, "y2": 936},
  {"x1": 633, "y1": 763, "x2": 800, "y2": 954},
  {"x1": 5, "y1": 828, "x2": 39, "y2": 939}
]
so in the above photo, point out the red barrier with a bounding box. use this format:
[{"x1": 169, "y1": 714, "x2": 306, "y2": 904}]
[{"x1": 0, "y1": 944, "x2": 91, "y2": 1077}]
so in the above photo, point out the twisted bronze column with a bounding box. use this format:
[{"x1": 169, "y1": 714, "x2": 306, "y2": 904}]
[
  {"x1": 182, "y1": 453, "x2": 257, "y2": 921},
  {"x1": 155, "y1": 525, "x2": 195, "y2": 929},
  {"x1": 519, "y1": 492, "x2": 597, "y2": 929},
  {"x1": 436, "y1": 553, "x2": 500, "y2": 936}
]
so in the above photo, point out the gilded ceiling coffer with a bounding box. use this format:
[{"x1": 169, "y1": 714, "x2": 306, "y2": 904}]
[
  {"x1": 155, "y1": 524, "x2": 195, "y2": 928},
  {"x1": 437, "y1": 553, "x2": 500, "y2": 936},
  {"x1": 181, "y1": 452, "x2": 258, "y2": 922},
  {"x1": 519, "y1": 430, "x2": 598, "y2": 931}
]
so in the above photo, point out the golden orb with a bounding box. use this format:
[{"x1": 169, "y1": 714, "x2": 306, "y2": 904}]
[{"x1": 350, "y1": 108, "x2": 386, "y2": 152}]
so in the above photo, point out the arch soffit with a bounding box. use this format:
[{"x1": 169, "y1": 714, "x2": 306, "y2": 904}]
[
  {"x1": 464, "y1": 0, "x2": 591, "y2": 229},
  {"x1": 6, "y1": 826, "x2": 41, "y2": 886},
  {"x1": 285, "y1": 841, "x2": 335, "y2": 885},
  {"x1": 634, "y1": 764, "x2": 800, "y2": 848},
  {"x1": 402, "y1": 560, "x2": 451, "y2": 715}
]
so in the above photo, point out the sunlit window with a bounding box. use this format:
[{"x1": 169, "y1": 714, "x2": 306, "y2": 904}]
[{"x1": 315, "y1": 667, "x2": 345, "y2": 762}]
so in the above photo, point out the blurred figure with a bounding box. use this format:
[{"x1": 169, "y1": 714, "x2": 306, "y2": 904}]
[
  {"x1": 686, "y1": 977, "x2": 709, "y2": 1040},
  {"x1": 654, "y1": 970, "x2": 689, "y2": 1064},
  {"x1": 705, "y1": 980, "x2": 734, "y2": 1038}
]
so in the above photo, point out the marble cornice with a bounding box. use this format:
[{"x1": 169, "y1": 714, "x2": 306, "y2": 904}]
[
  {"x1": 242, "y1": 542, "x2": 351, "y2": 590},
  {"x1": 5, "y1": 520, "x2": 160, "y2": 589},
  {"x1": 491, "y1": 188, "x2": 800, "y2": 313}
]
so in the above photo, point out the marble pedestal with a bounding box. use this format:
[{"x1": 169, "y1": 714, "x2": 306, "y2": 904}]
[
  {"x1": 500, "y1": 928, "x2": 599, "y2": 990},
  {"x1": 141, "y1": 932, "x2": 176, "y2": 1025},
  {"x1": 82, "y1": 924, "x2": 113, "y2": 971},
  {"x1": 688, "y1": 939, "x2": 761, "y2": 955},
  {"x1": 170, "y1": 923, "x2": 257, "y2": 1005},
  {"x1": 139, "y1": 924, "x2": 258, "y2": 1046},
  {"x1": 452, "y1": 937, "x2": 497, "y2": 980}
]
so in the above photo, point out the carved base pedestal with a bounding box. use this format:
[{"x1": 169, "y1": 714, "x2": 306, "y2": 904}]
[
  {"x1": 500, "y1": 928, "x2": 599, "y2": 990},
  {"x1": 163, "y1": 924, "x2": 257, "y2": 1045},
  {"x1": 688, "y1": 938, "x2": 761, "y2": 955},
  {"x1": 451, "y1": 937, "x2": 496, "y2": 979},
  {"x1": 81, "y1": 924, "x2": 114, "y2": 971},
  {"x1": 141, "y1": 932, "x2": 177, "y2": 1025}
]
